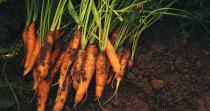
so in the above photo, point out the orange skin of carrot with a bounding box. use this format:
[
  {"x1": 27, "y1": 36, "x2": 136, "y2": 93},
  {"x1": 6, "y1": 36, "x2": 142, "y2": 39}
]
[
  {"x1": 106, "y1": 51, "x2": 122, "y2": 85},
  {"x1": 105, "y1": 39, "x2": 121, "y2": 75},
  {"x1": 74, "y1": 44, "x2": 98, "y2": 105},
  {"x1": 53, "y1": 75, "x2": 71, "y2": 111},
  {"x1": 24, "y1": 22, "x2": 36, "y2": 72},
  {"x1": 110, "y1": 26, "x2": 120, "y2": 44},
  {"x1": 36, "y1": 51, "x2": 65, "y2": 111},
  {"x1": 118, "y1": 49, "x2": 130, "y2": 78},
  {"x1": 37, "y1": 31, "x2": 54, "y2": 78},
  {"x1": 58, "y1": 29, "x2": 81, "y2": 89},
  {"x1": 127, "y1": 59, "x2": 134, "y2": 68},
  {"x1": 24, "y1": 39, "x2": 40, "y2": 75},
  {"x1": 95, "y1": 53, "x2": 107, "y2": 98},
  {"x1": 71, "y1": 49, "x2": 86, "y2": 90}
]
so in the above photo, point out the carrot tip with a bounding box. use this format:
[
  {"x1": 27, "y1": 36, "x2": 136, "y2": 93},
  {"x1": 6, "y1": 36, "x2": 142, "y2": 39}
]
[
  {"x1": 23, "y1": 69, "x2": 30, "y2": 76},
  {"x1": 115, "y1": 77, "x2": 122, "y2": 93}
]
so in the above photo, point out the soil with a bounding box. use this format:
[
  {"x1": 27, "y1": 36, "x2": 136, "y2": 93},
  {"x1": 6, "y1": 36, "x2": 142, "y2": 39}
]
[{"x1": 1, "y1": 1, "x2": 210, "y2": 111}]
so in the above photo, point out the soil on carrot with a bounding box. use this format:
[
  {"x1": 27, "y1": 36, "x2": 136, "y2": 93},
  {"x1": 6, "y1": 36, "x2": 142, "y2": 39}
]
[{"x1": 1, "y1": 1, "x2": 210, "y2": 111}]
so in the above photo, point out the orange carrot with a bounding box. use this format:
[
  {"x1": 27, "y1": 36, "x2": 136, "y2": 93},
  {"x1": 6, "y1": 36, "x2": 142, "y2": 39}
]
[
  {"x1": 71, "y1": 49, "x2": 86, "y2": 90},
  {"x1": 58, "y1": 29, "x2": 81, "y2": 89},
  {"x1": 110, "y1": 26, "x2": 120, "y2": 44},
  {"x1": 24, "y1": 22, "x2": 36, "y2": 73},
  {"x1": 74, "y1": 44, "x2": 98, "y2": 105},
  {"x1": 36, "y1": 51, "x2": 65, "y2": 111},
  {"x1": 105, "y1": 39, "x2": 121, "y2": 76},
  {"x1": 24, "y1": 38, "x2": 40, "y2": 75},
  {"x1": 95, "y1": 53, "x2": 107, "y2": 98},
  {"x1": 53, "y1": 75, "x2": 71, "y2": 111},
  {"x1": 106, "y1": 50, "x2": 122, "y2": 85},
  {"x1": 127, "y1": 59, "x2": 134, "y2": 68},
  {"x1": 115, "y1": 49, "x2": 130, "y2": 90},
  {"x1": 36, "y1": 78, "x2": 50, "y2": 111},
  {"x1": 36, "y1": 31, "x2": 54, "y2": 78}
]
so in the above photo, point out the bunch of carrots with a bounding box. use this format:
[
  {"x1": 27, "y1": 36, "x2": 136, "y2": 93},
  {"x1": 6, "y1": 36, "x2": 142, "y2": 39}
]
[{"x1": 21, "y1": 0, "x2": 179, "y2": 111}]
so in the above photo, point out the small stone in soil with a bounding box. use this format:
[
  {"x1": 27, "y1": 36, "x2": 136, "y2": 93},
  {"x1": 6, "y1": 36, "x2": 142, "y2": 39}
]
[{"x1": 151, "y1": 79, "x2": 165, "y2": 89}]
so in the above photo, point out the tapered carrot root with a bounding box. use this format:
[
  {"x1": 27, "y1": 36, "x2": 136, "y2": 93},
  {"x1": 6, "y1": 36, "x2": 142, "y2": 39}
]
[
  {"x1": 58, "y1": 29, "x2": 81, "y2": 89},
  {"x1": 24, "y1": 39, "x2": 40, "y2": 75},
  {"x1": 95, "y1": 53, "x2": 107, "y2": 98},
  {"x1": 37, "y1": 78, "x2": 50, "y2": 111},
  {"x1": 105, "y1": 39, "x2": 121, "y2": 76},
  {"x1": 106, "y1": 50, "x2": 122, "y2": 85},
  {"x1": 36, "y1": 51, "x2": 65, "y2": 111},
  {"x1": 74, "y1": 44, "x2": 98, "y2": 105},
  {"x1": 48, "y1": 50, "x2": 65, "y2": 82},
  {"x1": 32, "y1": 68, "x2": 40, "y2": 91},
  {"x1": 37, "y1": 31, "x2": 54, "y2": 78},
  {"x1": 71, "y1": 49, "x2": 86, "y2": 90},
  {"x1": 115, "y1": 49, "x2": 130, "y2": 91},
  {"x1": 24, "y1": 22, "x2": 36, "y2": 73},
  {"x1": 53, "y1": 75, "x2": 71, "y2": 111}
]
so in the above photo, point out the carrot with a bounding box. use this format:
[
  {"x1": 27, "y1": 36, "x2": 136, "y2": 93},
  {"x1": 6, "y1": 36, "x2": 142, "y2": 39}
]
[
  {"x1": 24, "y1": 22, "x2": 36, "y2": 73},
  {"x1": 53, "y1": 75, "x2": 71, "y2": 111},
  {"x1": 32, "y1": 68, "x2": 40, "y2": 91},
  {"x1": 36, "y1": 31, "x2": 54, "y2": 78},
  {"x1": 48, "y1": 50, "x2": 65, "y2": 82},
  {"x1": 58, "y1": 29, "x2": 81, "y2": 89},
  {"x1": 106, "y1": 50, "x2": 122, "y2": 85},
  {"x1": 36, "y1": 51, "x2": 65, "y2": 111},
  {"x1": 74, "y1": 44, "x2": 98, "y2": 105},
  {"x1": 115, "y1": 49, "x2": 130, "y2": 90},
  {"x1": 110, "y1": 26, "x2": 120, "y2": 44},
  {"x1": 95, "y1": 52, "x2": 107, "y2": 98},
  {"x1": 36, "y1": 78, "x2": 50, "y2": 111},
  {"x1": 71, "y1": 49, "x2": 86, "y2": 90},
  {"x1": 105, "y1": 38, "x2": 121, "y2": 78},
  {"x1": 127, "y1": 59, "x2": 134, "y2": 68},
  {"x1": 24, "y1": 38, "x2": 40, "y2": 75}
]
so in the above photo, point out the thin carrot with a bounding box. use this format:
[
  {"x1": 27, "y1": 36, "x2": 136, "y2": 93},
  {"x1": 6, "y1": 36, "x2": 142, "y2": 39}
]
[
  {"x1": 36, "y1": 31, "x2": 54, "y2": 78},
  {"x1": 127, "y1": 59, "x2": 134, "y2": 68},
  {"x1": 74, "y1": 44, "x2": 98, "y2": 105},
  {"x1": 71, "y1": 49, "x2": 86, "y2": 90},
  {"x1": 36, "y1": 78, "x2": 50, "y2": 111},
  {"x1": 24, "y1": 22, "x2": 36, "y2": 73},
  {"x1": 110, "y1": 26, "x2": 120, "y2": 44},
  {"x1": 36, "y1": 51, "x2": 65, "y2": 111},
  {"x1": 95, "y1": 52, "x2": 107, "y2": 98},
  {"x1": 105, "y1": 38, "x2": 121, "y2": 77},
  {"x1": 115, "y1": 49, "x2": 130, "y2": 91},
  {"x1": 106, "y1": 50, "x2": 122, "y2": 85},
  {"x1": 24, "y1": 38, "x2": 40, "y2": 75},
  {"x1": 58, "y1": 29, "x2": 81, "y2": 89},
  {"x1": 53, "y1": 75, "x2": 71, "y2": 111}
]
